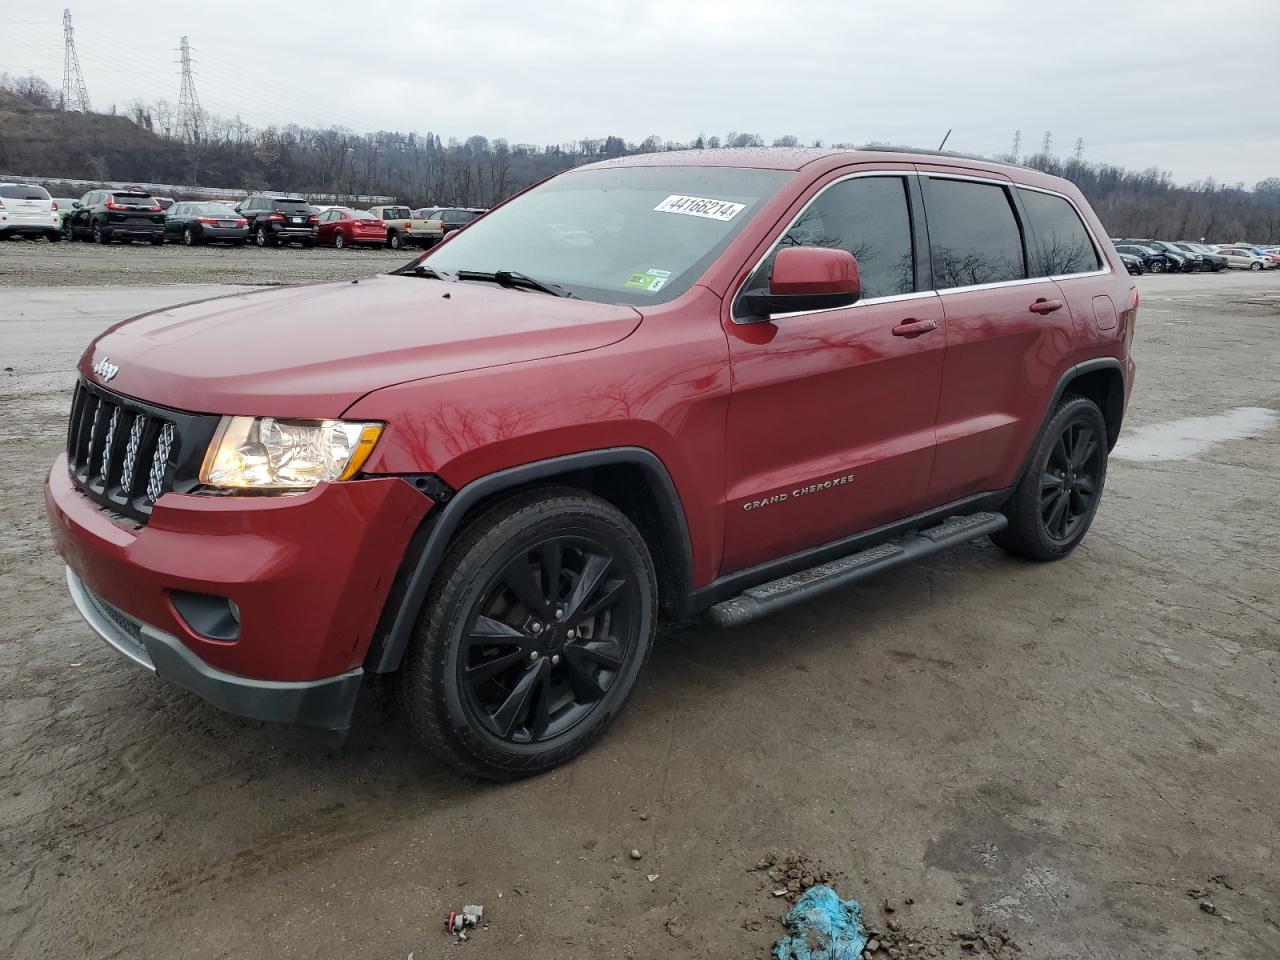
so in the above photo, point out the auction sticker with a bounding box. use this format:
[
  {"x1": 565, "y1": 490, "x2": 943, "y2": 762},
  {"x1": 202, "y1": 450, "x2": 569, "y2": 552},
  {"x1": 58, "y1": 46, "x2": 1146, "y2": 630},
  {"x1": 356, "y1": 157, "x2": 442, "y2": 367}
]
[
  {"x1": 654, "y1": 195, "x2": 745, "y2": 221},
  {"x1": 625, "y1": 268, "x2": 672, "y2": 292}
]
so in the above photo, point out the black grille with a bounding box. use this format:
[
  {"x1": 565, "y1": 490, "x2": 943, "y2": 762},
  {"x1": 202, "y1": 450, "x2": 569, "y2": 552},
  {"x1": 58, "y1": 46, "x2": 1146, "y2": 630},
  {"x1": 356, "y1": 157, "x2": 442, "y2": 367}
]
[{"x1": 66, "y1": 379, "x2": 221, "y2": 524}]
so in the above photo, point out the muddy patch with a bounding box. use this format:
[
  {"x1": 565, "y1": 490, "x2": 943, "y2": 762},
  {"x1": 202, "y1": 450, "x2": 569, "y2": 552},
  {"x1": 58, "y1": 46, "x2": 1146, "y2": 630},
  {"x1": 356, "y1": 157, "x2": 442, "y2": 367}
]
[{"x1": 1112, "y1": 406, "x2": 1277, "y2": 461}]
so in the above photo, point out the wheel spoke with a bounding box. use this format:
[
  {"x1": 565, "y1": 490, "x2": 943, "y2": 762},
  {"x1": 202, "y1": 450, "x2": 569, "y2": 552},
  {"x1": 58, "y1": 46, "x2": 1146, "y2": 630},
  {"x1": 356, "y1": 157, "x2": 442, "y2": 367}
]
[
  {"x1": 502, "y1": 552, "x2": 550, "y2": 618},
  {"x1": 528, "y1": 667, "x2": 552, "y2": 740},
  {"x1": 538, "y1": 540, "x2": 564, "y2": 606},
  {"x1": 563, "y1": 647, "x2": 607, "y2": 702},
  {"x1": 575, "y1": 578, "x2": 625, "y2": 624},
  {"x1": 490, "y1": 660, "x2": 545, "y2": 738},
  {"x1": 569, "y1": 641, "x2": 624, "y2": 671},
  {"x1": 1071, "y1": 427, "x2": 1096, "y2": 469},
  {"x1": 1074, "y1": 474, "x2": 1096, "y2": 496},
  {"x1": 564, "y1": 553, "x2": 612, "y2": 623},
  {"x1": 1052, "y1": 435, "x2": 1071, "y2": 472},
  {"x1": 465, "y1": 649, "x2": 527, "y2": 682},
  {"x1": 468, "y1": 614, "x2": 526, "y2": 645},
  {"x1": 1046, "y1": 490, "x2": 1070, "y2": 537}
]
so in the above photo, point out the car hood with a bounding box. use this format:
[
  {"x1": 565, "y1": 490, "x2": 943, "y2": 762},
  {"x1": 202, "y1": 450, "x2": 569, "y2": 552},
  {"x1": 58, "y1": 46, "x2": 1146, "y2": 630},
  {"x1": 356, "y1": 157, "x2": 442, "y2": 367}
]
[{"x1": 81, "y1": 275, "x2": 643, "y2": 418}]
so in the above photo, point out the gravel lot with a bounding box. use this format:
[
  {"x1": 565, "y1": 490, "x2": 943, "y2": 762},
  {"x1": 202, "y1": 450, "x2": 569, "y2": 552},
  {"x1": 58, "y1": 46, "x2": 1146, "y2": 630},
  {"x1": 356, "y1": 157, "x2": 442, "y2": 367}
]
[{"x1": 2, "y1": 252, "x2": 1279, "y2": 960}]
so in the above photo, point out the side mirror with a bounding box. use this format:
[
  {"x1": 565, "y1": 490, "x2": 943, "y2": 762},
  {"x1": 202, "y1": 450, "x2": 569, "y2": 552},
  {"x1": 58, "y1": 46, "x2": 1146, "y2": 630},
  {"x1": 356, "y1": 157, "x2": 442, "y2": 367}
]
[
  {"x1": 739, "y1": 246, "x2": 861, "y2": 320},
  {"x1": 72, "y1": 201, "x2": 82, "y2": 209}
]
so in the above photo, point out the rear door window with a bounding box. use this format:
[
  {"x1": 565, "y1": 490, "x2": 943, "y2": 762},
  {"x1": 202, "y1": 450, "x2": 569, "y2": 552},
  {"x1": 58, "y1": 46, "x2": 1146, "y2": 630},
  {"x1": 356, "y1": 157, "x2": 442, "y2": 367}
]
[
  {"x1": 923, "y1": 178, "x2": 1026, "y2": 289},
  {"x1": 1017, "y1": 188, "x2": 1101, "y2": 276},
  {"x1": 743, "y1": 175, "x2": 917, "y2": 305}
]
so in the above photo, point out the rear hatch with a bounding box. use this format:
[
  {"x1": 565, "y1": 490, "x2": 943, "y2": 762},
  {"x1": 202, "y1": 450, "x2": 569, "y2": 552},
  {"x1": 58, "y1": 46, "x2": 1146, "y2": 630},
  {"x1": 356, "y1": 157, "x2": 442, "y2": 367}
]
[
  {"x1": 274, "y1": 200, "x2": 314, "y2": 228},
  {"x1": 1, "y1": 184, "x2": 54, "y2": 224},
  {"x1": 107, "y1": 193, "x2": 164, "y2": 226}
]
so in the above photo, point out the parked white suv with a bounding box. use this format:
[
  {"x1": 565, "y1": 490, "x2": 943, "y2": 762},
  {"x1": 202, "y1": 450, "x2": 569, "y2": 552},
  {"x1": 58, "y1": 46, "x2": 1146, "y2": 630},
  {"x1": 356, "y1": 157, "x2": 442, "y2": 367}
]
[
  {"x1": 1218, "y1": 247, "x2": 1275, "y2": 271},
  {"x1": 0, "y1": 183, "x2": 60, "y2": 242}
]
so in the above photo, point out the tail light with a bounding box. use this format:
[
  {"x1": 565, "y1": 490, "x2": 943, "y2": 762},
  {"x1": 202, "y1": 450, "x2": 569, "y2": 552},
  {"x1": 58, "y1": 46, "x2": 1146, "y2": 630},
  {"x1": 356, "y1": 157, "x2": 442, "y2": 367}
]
[
  {"x1": 197, "y1": 217, "x2": 219, "y2": 225},
  {"x1": 51, "y1": 201, "x2": 59, "y2": 211},
  {"x1": 308, "y1": 215, "x2": 318, "y2": 223},
  {"x1": 235, "y1": 219, "x2": 248, "y2": 227},
  {"x1": 266, "y1": 212, "x2": 285, "y2": 221},
  {"x1": 105, "y1": 201, "x2": 127, "y2": 211}
]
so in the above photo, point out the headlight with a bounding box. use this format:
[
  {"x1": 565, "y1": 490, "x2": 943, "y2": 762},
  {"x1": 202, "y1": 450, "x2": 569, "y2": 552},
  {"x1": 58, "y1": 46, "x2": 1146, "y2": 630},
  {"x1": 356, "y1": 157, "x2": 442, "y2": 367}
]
[{"x1": 199, "y1": 416, "x2": 383, "y2": 490}]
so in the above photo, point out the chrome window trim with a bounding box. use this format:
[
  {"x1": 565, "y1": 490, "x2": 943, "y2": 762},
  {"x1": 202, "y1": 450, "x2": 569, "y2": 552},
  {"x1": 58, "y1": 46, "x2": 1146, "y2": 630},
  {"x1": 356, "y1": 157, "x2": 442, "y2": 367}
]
[
  {"x1": 731, "y1": 169, "x2": 1116, "y2": 324},
  {"x1": 730, "y1": 170, "x2": 920, "y2": 324}
]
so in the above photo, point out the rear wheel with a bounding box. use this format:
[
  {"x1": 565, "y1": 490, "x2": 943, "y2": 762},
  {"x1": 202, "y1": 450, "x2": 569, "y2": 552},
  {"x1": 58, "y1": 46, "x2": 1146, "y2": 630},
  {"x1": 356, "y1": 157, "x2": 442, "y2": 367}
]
[
  {"x1": 255, "y1": 225, "x2": 272, "y2": 248},
  {"x1": 398, "y1": 488, "x2": 657, "y2": 780},
  {"x1": 388, "y1": 230, "x2": 403, "y2": 250},
  {"x1": 334, "y1": 232, "x2": 347, "y2": 249},
  {"x1": 991, "y1": 395, "x2": 1108, "y2": 561},
  {"x1": 183, "y1": 227, "x2": 196, "y2": 246},
  {"x1": 92, "y1": 222, "x2": 107, "y2": 244},
  {"x1": 46, "y1": 230, "x2": 61, "y2": 243},
  {"x1": 149, "y1": 235, "x2": 164, "y2": 246}
]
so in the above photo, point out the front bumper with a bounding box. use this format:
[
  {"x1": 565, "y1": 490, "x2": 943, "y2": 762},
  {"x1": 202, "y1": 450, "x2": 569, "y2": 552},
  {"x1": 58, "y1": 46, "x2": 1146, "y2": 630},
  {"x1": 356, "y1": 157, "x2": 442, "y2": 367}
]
[
  {"x1": 67, "y1": 567, "x2": 364, "y2": 730},
  {"x1": 46, "y1": 455, "x2": 433, "y2": 725}
]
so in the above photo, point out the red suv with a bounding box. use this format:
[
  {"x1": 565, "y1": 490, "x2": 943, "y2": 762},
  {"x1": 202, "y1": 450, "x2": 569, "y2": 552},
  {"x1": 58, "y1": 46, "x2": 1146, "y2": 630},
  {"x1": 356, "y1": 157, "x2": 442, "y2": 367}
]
[{"x1": 46, "y1": 149, "x2": 1135, "y2": 779}]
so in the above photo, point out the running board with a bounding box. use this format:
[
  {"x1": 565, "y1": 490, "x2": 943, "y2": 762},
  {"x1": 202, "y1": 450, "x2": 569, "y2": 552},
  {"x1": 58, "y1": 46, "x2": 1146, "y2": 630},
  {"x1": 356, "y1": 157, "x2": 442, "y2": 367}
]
[{"x1": 707, "y1": 511, "x2": 1007, "y2": 628}]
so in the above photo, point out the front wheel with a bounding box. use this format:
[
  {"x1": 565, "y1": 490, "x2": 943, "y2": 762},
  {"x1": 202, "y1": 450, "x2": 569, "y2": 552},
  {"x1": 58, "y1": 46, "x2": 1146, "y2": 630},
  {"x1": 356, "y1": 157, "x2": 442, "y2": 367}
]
[
  {"x1": 1149, "y1": 259, "x2": 1164, "y2": 273},
  {"x1": 991, "y1": 395, "x2": 1108, "y2": 561},
  {"x1": 398, "y1": 488, "x2": 657, "y2": 780},
  {"x1": 1250, "y1": 262, "x2": 1263, "y2": 271}
]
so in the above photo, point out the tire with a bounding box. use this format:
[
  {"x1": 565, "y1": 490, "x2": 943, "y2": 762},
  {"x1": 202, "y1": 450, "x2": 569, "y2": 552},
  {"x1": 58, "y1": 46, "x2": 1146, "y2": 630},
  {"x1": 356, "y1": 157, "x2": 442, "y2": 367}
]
[
  {"x1": 92, "y1": 222, "x2": 107, "y2": 244},
  {"x1": 46, "y1": 230, "x2": 61, "y2": 243},
  {"x1": 991, "y1": 395, "x2": 1109, "y2": 562},
  {"x1": 388, "y1": 230, "x2": 403, "y2": 250},
  {"x1": 183, "y1": 227, "x2": 196, "y2": 246},
  {"x1": 1250, "y1": 262, "x2": 1262, "y2": 271},
  {"x1": 334, "y1": 232, "x2": 346, "y2": 249},
  {"x1": 255, "y1": 226, "x2": 272, "y2": 248},
  {"x1": 150, "y1": 235, "x2": 164, "y2": 246},
  {"x1": 1149, "y1": 260, "x2": 1163, "y2": 273},
  {"x1": 398, "y1": 487, "x2": 658, "y2": 780}
]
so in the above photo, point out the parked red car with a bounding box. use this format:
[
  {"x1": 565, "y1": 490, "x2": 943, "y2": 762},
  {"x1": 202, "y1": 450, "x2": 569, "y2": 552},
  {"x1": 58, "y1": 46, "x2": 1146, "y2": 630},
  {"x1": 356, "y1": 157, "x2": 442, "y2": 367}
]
[
  {"x1": 316, "y1": 206, "x2": 388, "y2": 248},
  {"x1": 47, "y1": 148, "x2": 1135, "y2": 779}
]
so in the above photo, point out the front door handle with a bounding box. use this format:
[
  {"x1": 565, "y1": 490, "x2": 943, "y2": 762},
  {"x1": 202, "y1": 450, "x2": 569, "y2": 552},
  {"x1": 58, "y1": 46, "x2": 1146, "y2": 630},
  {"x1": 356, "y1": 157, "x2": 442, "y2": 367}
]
[
  {"x1": 1029, "y1": 298, "x2": 1064, "y2": 315},
  {"x1": 891, "y1": 318, "x2": 938, "y2": 338}
]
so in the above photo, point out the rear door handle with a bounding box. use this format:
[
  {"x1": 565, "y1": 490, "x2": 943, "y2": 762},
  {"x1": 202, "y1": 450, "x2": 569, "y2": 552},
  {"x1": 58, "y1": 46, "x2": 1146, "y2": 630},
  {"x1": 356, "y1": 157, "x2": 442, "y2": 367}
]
[
  {"x1": 891, "y1": 318, "x2": 938, "y2": 338},
  {"x1": 1029, "y1": 298, "x2": 1064, "y2": 315}
]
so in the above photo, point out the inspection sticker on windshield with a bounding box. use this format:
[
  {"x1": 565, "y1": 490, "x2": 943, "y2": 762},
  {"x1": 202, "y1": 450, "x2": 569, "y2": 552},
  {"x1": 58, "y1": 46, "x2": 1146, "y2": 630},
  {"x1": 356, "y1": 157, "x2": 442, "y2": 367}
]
[
  {"x1": 625, "y1": 268, "x2": 672, "y2": 292},
  {"x1": 654, "y1": 195, "x2": 745, "y2": 221}
]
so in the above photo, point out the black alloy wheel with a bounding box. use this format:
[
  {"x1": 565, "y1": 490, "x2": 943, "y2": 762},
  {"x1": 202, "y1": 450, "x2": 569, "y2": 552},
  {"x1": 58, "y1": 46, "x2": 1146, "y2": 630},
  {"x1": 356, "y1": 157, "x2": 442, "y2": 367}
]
[
  {"x1": 461, "y1": 536, "x2": 637, "y2": 744},
  {"x1": 1039, "y1": 419, "x2": 1103, "y2": 544},
  {"x1": 991, "y1": 395, "x2": 1109, "y2": 561},
  {"x1": 399, "y1": 488, "x2": 657, "y2": 779}
]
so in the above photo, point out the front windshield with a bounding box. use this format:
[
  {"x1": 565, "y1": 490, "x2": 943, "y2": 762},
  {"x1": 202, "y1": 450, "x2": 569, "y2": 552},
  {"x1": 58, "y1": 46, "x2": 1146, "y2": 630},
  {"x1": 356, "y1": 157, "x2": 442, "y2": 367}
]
[{"x1": 418, "y1": 165, "x2": 792, "y2": 305}]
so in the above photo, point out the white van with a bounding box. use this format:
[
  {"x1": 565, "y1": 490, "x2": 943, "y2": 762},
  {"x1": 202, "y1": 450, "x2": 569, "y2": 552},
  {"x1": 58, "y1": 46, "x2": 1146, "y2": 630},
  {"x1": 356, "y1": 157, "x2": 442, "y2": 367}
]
[{"x1": 0, "y1": 183, "x2": 61, "y2": 241}]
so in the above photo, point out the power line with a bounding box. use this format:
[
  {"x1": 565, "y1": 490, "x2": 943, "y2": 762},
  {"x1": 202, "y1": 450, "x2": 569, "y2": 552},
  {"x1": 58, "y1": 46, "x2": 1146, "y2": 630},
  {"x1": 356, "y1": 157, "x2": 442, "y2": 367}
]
[{"x1": 61, "y1": 8, "x2": 91, "y2": 112}]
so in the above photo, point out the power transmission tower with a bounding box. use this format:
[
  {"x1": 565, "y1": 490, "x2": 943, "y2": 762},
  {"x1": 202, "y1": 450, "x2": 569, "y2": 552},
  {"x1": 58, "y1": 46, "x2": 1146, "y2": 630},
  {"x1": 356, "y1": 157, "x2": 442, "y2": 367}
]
[
  {"x1": 60, "y1": 8, "x2": 91, "y2": 112},
  {"x1": 1010, "y1": 129, "x2": 1022, "y2": 160},
  {"x1": 1040, "y1": 130, "x2": 1054, "y2": 156},
  {"x1": 1073, "y1": 137, "x2": 1085, "y2": 162},
  {"x1": 177, "y1": 36, "x2": 203, "y2": 142}
]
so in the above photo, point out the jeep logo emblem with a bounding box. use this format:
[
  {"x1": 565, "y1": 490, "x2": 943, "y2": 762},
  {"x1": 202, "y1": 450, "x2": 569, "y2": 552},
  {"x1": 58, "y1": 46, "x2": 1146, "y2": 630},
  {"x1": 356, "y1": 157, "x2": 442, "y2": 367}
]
[{"x1": 92, "y1": 357, "x2": 119, "y2": 382}]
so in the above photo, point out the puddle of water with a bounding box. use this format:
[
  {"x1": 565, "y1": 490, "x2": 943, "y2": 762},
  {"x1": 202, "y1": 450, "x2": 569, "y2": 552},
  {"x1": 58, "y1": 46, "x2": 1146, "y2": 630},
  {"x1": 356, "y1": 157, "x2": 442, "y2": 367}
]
[{"x1": 1113, "y1": 406, "x2": 1278, "y2": 461}]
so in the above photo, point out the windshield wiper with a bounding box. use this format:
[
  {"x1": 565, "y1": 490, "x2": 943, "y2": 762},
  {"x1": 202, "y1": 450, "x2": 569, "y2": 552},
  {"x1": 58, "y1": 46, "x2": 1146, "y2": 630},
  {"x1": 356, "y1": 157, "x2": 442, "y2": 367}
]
[
  {"x1": 455, "y1": 269, "x2": 578, "y2": 299},
  {"x1": 399, "y1": 264, "x2": 455, "y2": 280}
]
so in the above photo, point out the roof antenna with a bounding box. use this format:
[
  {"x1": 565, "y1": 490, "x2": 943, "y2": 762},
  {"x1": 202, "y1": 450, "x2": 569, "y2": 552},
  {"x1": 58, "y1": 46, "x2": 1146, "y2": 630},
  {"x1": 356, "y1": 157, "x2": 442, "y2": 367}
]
[{"x1": 937, "y1": 129, "x2": 952, "y2": 151}]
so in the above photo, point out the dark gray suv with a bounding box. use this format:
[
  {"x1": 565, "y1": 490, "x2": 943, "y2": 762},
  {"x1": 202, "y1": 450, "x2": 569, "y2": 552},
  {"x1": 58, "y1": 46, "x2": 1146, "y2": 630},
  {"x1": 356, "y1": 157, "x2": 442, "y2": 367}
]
[{"x1": 236, "y1": 195, "x2": 318, "y2": 248}]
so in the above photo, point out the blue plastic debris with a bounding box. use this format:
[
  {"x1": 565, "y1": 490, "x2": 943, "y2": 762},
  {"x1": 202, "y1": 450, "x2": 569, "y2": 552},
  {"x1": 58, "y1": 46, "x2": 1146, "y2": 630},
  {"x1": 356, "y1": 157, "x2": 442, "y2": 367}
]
[{"x1": 772, "y1": 885, "x2": 868, "y2": 960}]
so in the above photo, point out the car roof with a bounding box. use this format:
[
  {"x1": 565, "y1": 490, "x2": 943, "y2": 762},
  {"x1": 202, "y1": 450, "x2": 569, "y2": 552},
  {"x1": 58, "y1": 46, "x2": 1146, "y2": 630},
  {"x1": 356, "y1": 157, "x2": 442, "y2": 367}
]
[{"x1": 582, "y1": 146, "x2": 1065, "y2": 184}]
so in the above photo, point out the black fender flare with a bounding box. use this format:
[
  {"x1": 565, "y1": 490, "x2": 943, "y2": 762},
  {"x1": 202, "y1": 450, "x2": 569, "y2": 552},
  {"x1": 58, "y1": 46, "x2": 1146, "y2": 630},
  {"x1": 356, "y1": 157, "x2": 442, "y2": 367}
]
[
  {"x1": 365, "y1": 447, "x2": 694, "y2": 674},
  {"x1": 1014, "y1": 357, "x2": 1126, "y2": 482}
]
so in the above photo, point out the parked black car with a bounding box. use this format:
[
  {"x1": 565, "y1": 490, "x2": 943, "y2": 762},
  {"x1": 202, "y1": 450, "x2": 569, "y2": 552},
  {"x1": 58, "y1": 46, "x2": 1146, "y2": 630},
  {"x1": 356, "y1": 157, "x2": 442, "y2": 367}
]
[
  {"x1": 1116, "y1": 238, "x2": 1199, "y2": 272},
  {"x1": 66, "y1": 189, "x2": 166, "y2": 244},
  {"x1": 235, "y1": 195, "x2": 318, "y2": 247},
  {"x1": 1114, "y1": 243, "x2": 1171, "y2": 273},
  {"x1": 1172, "y1": 242, "x2": 1227, "y2": 272},
  {"x1": 1118, "y1": 251, "x2": 1145, "y2": 275},
  {"x1": 165, "y1": 202, "x2": 250, "y2": 246}
]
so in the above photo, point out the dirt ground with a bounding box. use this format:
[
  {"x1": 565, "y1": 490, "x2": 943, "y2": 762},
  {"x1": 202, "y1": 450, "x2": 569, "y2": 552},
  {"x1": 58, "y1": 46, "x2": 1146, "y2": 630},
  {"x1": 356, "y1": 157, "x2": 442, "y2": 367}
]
[{"x1": 1, "y1": 248, "x2": 1278, "y2": 960}]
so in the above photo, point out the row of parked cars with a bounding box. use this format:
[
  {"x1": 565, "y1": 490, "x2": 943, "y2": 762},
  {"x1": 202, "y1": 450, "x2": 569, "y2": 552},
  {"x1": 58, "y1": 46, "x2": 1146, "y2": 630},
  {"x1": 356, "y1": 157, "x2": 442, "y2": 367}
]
[
  {"x1": 0, "y1": 181, "x2": 484, "y2": 250},
  {"x1": 1111, "y1": 237, "x2": 1280, "y2": 274}
]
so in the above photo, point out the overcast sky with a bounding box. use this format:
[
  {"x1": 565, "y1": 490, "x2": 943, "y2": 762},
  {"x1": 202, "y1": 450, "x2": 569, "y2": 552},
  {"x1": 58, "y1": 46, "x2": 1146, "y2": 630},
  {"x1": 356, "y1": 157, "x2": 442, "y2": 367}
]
[{"x1": 6, "y1": 0, "x2": 1279, "y2": 185}]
